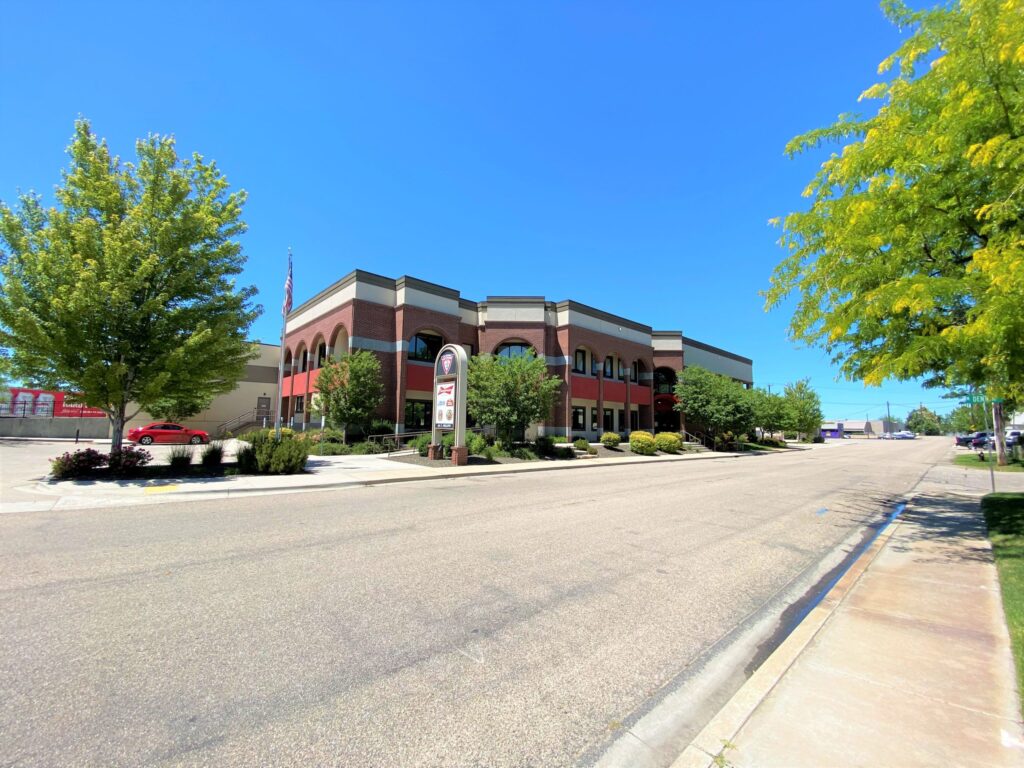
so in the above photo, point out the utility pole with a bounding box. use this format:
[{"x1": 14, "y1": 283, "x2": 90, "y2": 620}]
[{"x1": 886, "y1": 401, "x2": 892, "y2": 433}]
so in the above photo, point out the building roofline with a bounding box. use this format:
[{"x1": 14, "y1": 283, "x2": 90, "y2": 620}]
[
  {"x1": 681, "y1": 335, "x2": 753, "y2": 365},
  {"x1": 554, "y1": 300, "x2": 652, "y2": 334}
]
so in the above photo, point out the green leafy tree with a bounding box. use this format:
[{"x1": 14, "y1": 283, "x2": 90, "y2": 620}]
[
  {"x1": 674, "y1": 366, "x2": 755, "y2": 448},
  {"x1": 749, "y1": 388, "x2": 788, "y2": 438},
  {"x1": 905, "y1": 406, "x2": 943, "y2": 435},
  {"x1": 764, "y1": 0, "x2": 1024, "y2": 463},
  {"x1": 467, "y1": 350, "x2": 561, "y2": 446},
  {"x1": 0, "y1": 120, "x2": 259, "y2": 449},
  {"x1": 942, "y1": 404, "x2": 982, "y2": 434},
  {"x1": 782, "y1": 380, "x2": 824, "y2": 440},
  {"x1": 315, "y1": 350, "x2": 384, "y2": 439}
]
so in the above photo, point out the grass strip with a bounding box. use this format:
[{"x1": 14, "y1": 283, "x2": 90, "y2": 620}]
[
  {"x1": 982, "y1": 492, "x2": 1024, "y2": 703},
  {"x1": 953, "y1": 453, "x2": 1024, "y2": 473}
]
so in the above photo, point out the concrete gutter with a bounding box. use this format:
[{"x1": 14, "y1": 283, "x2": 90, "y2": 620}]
[{"x1": 670, "y1": 495, "x2": 910, "y2": 768}]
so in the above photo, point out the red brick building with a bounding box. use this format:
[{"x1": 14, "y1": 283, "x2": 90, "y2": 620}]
[{"x1": 280, "y1": 270, "x2": 753, "y2": 439}]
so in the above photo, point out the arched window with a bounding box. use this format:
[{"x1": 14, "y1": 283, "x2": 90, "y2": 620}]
[
  {"x1": 654, "y1": 367, "x2": 677, "y2": 395},
  {"x1": 409, "y1": 332, "x2": 444, "y2": 362},
  {"x1": 495, "y1": 342, "x2": 533, "y2": 360}
]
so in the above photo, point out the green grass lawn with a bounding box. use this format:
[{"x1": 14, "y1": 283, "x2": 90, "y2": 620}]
[
  {"x1": 953, "y1": 453, "x2": 1024, "y2": 472},
  {"x1": 982, "y1": 493, "x2": 1024, "y2": 700}
]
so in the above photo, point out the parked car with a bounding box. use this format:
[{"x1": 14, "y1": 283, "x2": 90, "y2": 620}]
[
  {"x1": 893, "y1": 430, "x2": 916, "y2": 440},
  {"x1": 1006, "y1": 430, "x2": 1022, "y2": 448},
  {"x1": 126, "y1": 422, "x2": 210, "y2": 445},
  {"x1": 955, "y1": 431, "x2": 987, "y2": 447},
  {"x1": 970, "y1": 431, "x2": 994, "y2": 449},
  {"x1": 880, "y1": 432, "x2": 893, "y2": 440}
]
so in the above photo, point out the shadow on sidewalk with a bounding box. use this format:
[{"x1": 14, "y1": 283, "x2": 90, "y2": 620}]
[{"x1": 887, "y1": 492, "x2": 993, "y2": 565}]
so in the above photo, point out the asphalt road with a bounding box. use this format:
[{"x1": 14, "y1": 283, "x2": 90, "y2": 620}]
[{"x1": 0, "y1": 438, "x2": 950, "y2": 767}]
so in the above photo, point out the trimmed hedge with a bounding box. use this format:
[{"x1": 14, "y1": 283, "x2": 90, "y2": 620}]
[
  {"x1": 600, "y1": 432, "x2": 621, "y2": 448},
  {"x1": 629, "y1": 431, "x2": 657, "y2": 455},
  {"x1": 655, "y1": 432, "x2": 682, "y2": 453}
]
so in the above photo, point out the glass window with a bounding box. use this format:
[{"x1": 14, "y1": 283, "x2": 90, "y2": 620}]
[
  {"x1": 603, "y1": 409, "x2": 614, "y2": 432},
  {"x1": 630, "y1": 363, "x2": 638, "y2": 383},
  {"x1": 495, "y1": 342, "x2": 533, "y2": 360},
  {"x1": 409, "y1": 333, "x2": 444, "y2": 362},
  {"x1": 294, "y1": 395, "x2": 304, "y2": 414},
  {"x1": 404, "y1": 400, "x2": 431, "y2": 432},
  {"x1": 591, "y1": 407, "x2": 599, "y2": 431},
  {"x1": 631, "y1": 411, "x2": 639, "y2": 431},
  {"x1": 618, "y1": 410, "x2": 625, "y2": 431},
  {"x1": 573, "y1": 349, "x2": 586, "y2": 374},
  {"x1": 591, "y1": 355, "x2": 601, "y2": 376},
  {"x1": 165, "y1": 424, "x2": 183, "y2": 431},
  {"x1": 654, "y1": 368, "x2": 676, "y2": 395},
  {"x1": 572, "y1": 406, "x2": 586, "y2": 431},
  {"x1": 299, "y1": 350, "x2": 309, "y2": 373},
  {"x1": 618, "y1": 361, "x2": 626, "y2": 381},
  {"x1": 604, "y1": 357, "x2": 614, "y2": 378}
]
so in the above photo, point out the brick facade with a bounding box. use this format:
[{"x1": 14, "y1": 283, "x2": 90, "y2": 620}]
[{"x1": 279, "y1": 270, "x2": 751, "y2": 438}]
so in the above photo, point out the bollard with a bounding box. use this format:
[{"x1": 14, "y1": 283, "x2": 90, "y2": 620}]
[{"x1": 75, "y1": 428, "x2": 80, "y2": 444}]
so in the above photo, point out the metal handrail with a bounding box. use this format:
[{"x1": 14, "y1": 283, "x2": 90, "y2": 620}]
[
  {"x1": 364, "y1": 427, "x2": 492, "y2": 455},
  {"x1": 216, "y1": 409, "x2": 273, "y2": 437}
]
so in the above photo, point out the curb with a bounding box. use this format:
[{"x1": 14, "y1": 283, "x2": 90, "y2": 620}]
[
  {"x1": 670, "y1": 496, "x2": 911, "y2": 768},
  {"x1": 164, "y1": 450, "x2": 745, "y2": 497},
  {"x1": 19, "y1": 450, "x2": 747, "y2": 507}
]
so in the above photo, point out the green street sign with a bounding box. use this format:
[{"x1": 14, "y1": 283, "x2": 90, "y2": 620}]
[
  {"x1": 992, "y1": 398, "x2": 1004, "y2": 404},
  {"x1": 965, "y1": 394, "x2": 986, "y2": 404}
]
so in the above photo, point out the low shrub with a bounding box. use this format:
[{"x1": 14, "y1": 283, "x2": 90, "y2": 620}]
[
  {"x1": 629, "y1": 431, "x2": 657, "y2": 455},
  {"x1": 573, "y1": 438, "x2": 590, "y2": 452},
  {"x1": 50, "y1": 448, "x2": 107, "y2": 480},
  {"x1": 812, "y1": 434, "x2": 825, "y2": 444},
  {"x1": 587, "y1": 444, "x2": 598, "y2": 455},
  {"x1": 409, "y1": 433, "x2": 431, "y2": 457},
  {"x1": 655, "y1": 432, "x2": 682, "y2": 453},
  {"x1": 201, "y1": 442, "x2": 224, "y2": 468},
  {"x1": 482, "y1": 445, "x2": 497, "y2": 461},
  {"x1": 554, "y1": 445, "x2": 575, "y2": 459},
  {"x1": 756, "y1": 437, "x2": 787, "y2": 449},
  {"x1": 168, "y1": 445, "x2": 194, "y2": 470},
  {"x1": 509, "y1": 446, "x2": 539, "y2": 461},
  {"x1": 535, "y1": 435, "x2": 555, "y2": 456},
  {"x1": 783, "y1": 432, "x2": 798, "y2": 440},
  {"x1": 253, "y1": 438, "x2": 309, "y2": 474},
  {"x1": 370, "y1": 418, "x2": 395, "y2": 435},
  {"x1": 236, "y1": 444, "x2": 258, "y2": 473},
  {"x1": 600, "y1": 432, "x2": 621, "y2": 448},
  {"x1": 316, "y1": 442, "x2": 352, "y2": 456},
  {"x1": 107, "y1": 446, "x2": 153, "y2": 475},
  {"x1": 466, "y1": 432, "x2": 488, "y2": 456},
  {"x1": 551, "y1": 435, "x2": 570, "y2": 444},
  {"x1": 351, "y1": 441, "x2": 384, "y2": 455}
]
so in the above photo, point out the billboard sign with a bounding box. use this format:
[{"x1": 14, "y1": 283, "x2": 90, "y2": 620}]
[{"x1": 1, "y1": 388, "x2": 106, "y2": 418}]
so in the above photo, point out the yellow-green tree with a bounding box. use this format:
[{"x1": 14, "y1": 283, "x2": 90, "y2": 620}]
[{"x1": 766, "y1": 0, "x2": 1023, "y2": 463}]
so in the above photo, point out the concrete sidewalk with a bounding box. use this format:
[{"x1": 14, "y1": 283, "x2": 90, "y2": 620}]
[
  {"x1": 1, "y1": 446, "x2": 745, "y2": 513},
  {"x1": 676, "y1": 464, "x2": 1024, "y2": 768}
]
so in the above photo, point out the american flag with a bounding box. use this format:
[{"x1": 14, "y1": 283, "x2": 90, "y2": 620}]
[{"x1": 281, "y1": 251, "x2": 293, "y2": 318}]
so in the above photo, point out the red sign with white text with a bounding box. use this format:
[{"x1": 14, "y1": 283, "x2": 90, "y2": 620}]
[{"x1": 1, "y1": 388, "x2": 106, "y2": 418}]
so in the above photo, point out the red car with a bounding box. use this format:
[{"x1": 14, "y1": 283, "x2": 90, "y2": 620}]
[{"x1": 127, "y1": 422, "x2": 210, "y2": 445}]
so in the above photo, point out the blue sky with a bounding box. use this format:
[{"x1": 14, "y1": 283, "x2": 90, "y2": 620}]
[{"x1": 0, "y1": 1, "x2": 957, "y2": 421}]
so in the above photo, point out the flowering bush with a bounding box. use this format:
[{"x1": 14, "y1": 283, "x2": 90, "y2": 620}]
[
  {"x1": 107, "y1": 446, "x2": 153, "y2": 475},
  {"x1": 600, "y1": 432, "x2": 621, "y2": 448},
  {"x1": 50, "y1": 448, "x2": 107, "y2": 480}
]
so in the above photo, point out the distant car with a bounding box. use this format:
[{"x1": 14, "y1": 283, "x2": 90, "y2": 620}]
[
  {"x1": 127, "y1": 422, "x2": 209, "y2": 445},
  {"x1": 880, "y1": 432, "x2": 893, "y2": 440},
  {"x1": 1006, "y1": 430, "x2": 1022, "y2": 448},
  {"x1": 893, "y1": 430, "x2": 916, "y2": 440}
]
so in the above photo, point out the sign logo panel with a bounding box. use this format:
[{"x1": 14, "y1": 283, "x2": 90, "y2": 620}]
[
  {"x1": 435, "y1": 381, "x2": 456, "y2": 429},
  {"x1": 440, "y1": 352, "x2": 454, "y2": 375}
]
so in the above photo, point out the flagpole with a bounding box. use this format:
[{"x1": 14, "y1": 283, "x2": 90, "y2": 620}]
[{"x1": 274, "y1": 248, "x2": 293, "y2": 440}]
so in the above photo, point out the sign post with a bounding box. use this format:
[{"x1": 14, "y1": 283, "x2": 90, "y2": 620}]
[{"x1": 429, "y1": 344, "x2": 469, "y2": 466}]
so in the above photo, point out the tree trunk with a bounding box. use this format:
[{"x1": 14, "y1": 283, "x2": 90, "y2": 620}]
[
  {"x1": 109, "y1": 404, "x2": 127, "y2": 452},
  {"x1": 994, "y1": 402, "x2": 1007, "y2": 466}
]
